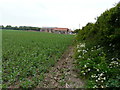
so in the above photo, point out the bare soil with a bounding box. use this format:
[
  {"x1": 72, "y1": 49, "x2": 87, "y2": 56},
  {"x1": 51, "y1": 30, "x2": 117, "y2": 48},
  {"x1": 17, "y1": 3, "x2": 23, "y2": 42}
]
[{"x1": 38, "y1": 46, "x2": 84, "y2": 88}]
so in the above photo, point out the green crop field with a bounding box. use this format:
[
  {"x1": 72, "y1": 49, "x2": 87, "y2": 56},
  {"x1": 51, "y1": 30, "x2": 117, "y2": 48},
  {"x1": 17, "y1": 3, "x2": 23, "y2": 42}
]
[
  {"x1": 2, "y1": 30, "x2": 74, "y2": 88},
  {"x1": 0, "y1": 30, "x2": 2, "y2": 89}
]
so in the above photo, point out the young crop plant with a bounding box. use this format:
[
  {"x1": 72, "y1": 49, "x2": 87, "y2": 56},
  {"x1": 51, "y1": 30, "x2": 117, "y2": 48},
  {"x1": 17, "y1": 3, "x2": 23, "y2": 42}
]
[{"x1": 2, "y1": 30, "x2": 74, "y2": 88}]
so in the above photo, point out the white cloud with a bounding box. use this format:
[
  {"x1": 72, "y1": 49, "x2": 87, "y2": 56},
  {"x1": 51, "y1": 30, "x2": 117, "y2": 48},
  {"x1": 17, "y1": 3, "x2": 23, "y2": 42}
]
[{"x1": 1, "y1": 0, "x2": 120, "y2": 29}]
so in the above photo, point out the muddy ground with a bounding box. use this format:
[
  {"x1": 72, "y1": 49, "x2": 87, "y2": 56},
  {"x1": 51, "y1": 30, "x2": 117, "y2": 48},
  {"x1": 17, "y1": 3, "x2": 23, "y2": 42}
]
[{"x1": 38, "y1": 46, "x2": 84, "y2": 88}]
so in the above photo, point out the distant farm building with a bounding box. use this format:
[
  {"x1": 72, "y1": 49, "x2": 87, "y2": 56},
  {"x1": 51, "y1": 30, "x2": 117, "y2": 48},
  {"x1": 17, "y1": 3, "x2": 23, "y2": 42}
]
[{"x1": 40, "y1": 27, "x2": 72, "y2": 34}]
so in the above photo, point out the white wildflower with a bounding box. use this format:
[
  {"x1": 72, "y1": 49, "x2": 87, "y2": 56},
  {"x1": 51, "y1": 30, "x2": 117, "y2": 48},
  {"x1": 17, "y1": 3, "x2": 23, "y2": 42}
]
[
  {"x1": 91, "y1": 75, "x2": 94, "y2": 78},
  {"x1": 116, "y1": 62, "x2": 118, "y2": 65},
  {"x1": 101, "y1": 85, "x2": 104, "y2": 88},
  {"x1": 93, "y1": 85, "x2": 97, "y2": 88},
  {"x1": 103, "y1": 77, "x2": 106, "y2": 80},
  {"x1": 98, "y1": 78, "x2": 100, "y2": 80},
  {"x1": 80, "y1": 43, "x2": 85, "y2": 47},
  {"x1": 97, "y1": 45, "x2": 100, "y2": 48},
  {"x1": 83, "y1": 73, "x2": 86, "y2": 75},
  {"x1": 88, "y1": 68, "x2": 91, "y2": 71},
  {"x1": 106, "y1": 85, "x2": 108, "y2": 87},
  {"x1": 87, "y1": 63, "x2": 89, "y2": 65},
  {"x1": 77, "y1": 50, "x2": 81, "y2": 52},
  {"x1": 78, "y1": 55, "x2": 82, "y2": 58},
  {"x1": 87, "y1": 58, "x2": 90, "y2": 60},
  {"x1": 111, "y1": 58, "x2": 114, "y2": 60},
  {"x1": 94, "y1": 46, "x2": 96, "y2": 48},
  {"x1": 109, "y1": 43, "x2": 112, "y2": 46},
  {"x1": 112, "y1": 45, "x2": 115, "y2": 47},
  {"x1": 96, "y1": 76, "x2": 98, "y2": 78},
  {"x1": 83, "y1": 49, "x2": 87, "y2": 53},
  {"x1": 97, "y1": 69, "x2": 99, "y2": 71},
  {"x1": 77, "y1": 45, "x2": 79, "y2": 48},
  {"x1": 100, "y1": 73, "x2": 103, "y2": 76},
  {"x1": 84, "y1": 65, "x2": 87, "y2": 68}
]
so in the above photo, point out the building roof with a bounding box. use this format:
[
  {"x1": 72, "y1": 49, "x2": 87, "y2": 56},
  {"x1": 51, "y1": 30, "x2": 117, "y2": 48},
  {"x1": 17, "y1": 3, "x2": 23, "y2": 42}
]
[{"x1": 53, "y1": 28, "x2": 69, "y2": 31}]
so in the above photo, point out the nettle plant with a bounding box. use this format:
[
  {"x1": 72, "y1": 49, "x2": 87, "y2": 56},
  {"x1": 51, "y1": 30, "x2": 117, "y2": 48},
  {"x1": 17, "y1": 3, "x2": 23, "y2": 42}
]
[{"x1": 75, "y1": 43, "x2": 120, "y2": 88}]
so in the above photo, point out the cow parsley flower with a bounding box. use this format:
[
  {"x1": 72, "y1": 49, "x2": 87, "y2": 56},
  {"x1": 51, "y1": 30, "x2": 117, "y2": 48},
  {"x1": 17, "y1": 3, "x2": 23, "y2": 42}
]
[
  {"x1": 112, "y1": 44, "x2": 115, "y2": 47},
  {"x1": 97, "y1": 45, "x2": 100, "y2": 48},
  {"x1": 103, "y1": 77, "x2": 106, "y2": 80},
  {"x1": 98, "y1": 78, "x2": 100, "y2": 80},
  {"x1": 87, "y1": 58, "x2": 90, "y2": 60},
  {"x1": 88, "y1": 68, "x2": 91, "y2": 71},
  {"x1": 83, "y1": 73, "x2": 86, "y2": 75},
  {"x1": 84, "y1": 65, "x2": 87, "y2": 68},
  {"x1": 77, "y1": 45, "x2": 79, "y2": 48},
  {"x1": 101, "y1": 85, "x2": 104, "y2": 88},
  {"x1": 109, "y1": 43, "x2": 112, "y2": 46},
  {"x1": 78, "y1": 50, "x2": 81, "y2": 52},
  {"x1": 111, "y1": 58, "x2": 114, "y2": 60},
  {"x1": 78, "y1": 55, "x2": 81, "y2": 58},
  {"x1": 91, "y1": 75, "x2": 94, "y2": 78},
  {"x1": 80, "y1": 43, "x2": 85, "y2": 47},
  {"x1": 97, "y1": 69, "x2": 99, "y2": 71},
  {"x1": 100, "y1": 73, "x2": 103, "y2": 76},
  {"x1": 93, "y1": 85, "x2": 98, "y2": 88}
]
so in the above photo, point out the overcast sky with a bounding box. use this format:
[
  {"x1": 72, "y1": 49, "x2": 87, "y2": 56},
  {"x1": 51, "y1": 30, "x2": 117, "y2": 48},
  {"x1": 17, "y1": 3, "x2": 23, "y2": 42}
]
[{"x1": 0, "y1": 0, "x2": 119, "y2": 30}]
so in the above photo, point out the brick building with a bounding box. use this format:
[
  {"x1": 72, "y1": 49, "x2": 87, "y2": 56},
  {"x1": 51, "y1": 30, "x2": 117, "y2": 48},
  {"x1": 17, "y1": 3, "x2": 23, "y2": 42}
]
[{"x1": 40, "y1": 27, "x2": 72, "y2": 34}]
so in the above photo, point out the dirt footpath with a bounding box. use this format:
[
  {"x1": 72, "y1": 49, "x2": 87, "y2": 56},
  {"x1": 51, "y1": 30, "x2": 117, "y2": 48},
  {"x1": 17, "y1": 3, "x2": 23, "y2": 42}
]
[{"x1": 38, "y1": 46, "x2": 84, "y2": 88}]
